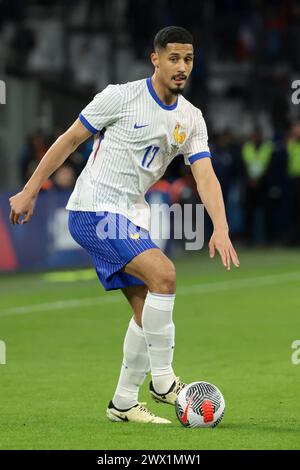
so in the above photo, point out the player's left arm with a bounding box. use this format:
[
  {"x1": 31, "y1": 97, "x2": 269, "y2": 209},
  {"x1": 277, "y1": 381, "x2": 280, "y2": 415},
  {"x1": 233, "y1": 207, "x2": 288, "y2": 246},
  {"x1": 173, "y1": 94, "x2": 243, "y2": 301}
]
[{"x1": 191, "y1": 157, "x2": 240, "y2": 270}]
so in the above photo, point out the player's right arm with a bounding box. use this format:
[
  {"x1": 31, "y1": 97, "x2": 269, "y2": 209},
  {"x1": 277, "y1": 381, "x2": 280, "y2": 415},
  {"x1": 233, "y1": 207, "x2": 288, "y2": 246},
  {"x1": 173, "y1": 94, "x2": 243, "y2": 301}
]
[{"x1": 9, "y1": 119, "x2": 92, "y2": 225}]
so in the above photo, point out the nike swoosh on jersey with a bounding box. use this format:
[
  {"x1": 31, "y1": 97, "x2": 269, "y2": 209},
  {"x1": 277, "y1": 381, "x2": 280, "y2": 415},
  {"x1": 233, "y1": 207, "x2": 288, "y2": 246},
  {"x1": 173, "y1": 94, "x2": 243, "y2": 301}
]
[{"x1": 134, "y1": 123, "x2": 150, "y2": 129}]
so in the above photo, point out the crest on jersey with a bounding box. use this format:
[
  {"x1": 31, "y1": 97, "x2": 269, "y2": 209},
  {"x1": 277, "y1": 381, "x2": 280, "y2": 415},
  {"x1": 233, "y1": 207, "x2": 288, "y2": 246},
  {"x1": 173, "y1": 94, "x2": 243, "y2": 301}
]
[{"x1": 174, "y1": 123, "x2": 186, "y2": 145}]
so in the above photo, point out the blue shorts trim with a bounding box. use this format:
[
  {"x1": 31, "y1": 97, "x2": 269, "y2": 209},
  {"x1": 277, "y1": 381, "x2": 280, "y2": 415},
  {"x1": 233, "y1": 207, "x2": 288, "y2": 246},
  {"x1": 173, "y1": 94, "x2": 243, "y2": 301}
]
[{"x1": 68, "y1": 211, "x2": 158, "y2": 291}]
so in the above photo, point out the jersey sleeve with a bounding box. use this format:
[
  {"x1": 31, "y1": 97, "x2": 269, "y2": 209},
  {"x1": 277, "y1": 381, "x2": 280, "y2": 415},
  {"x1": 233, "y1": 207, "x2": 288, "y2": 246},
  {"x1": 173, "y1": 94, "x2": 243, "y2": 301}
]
[
  {"x1": 183, "y1": 109, "x2": 211, "y2": 165},
  {"x1": 79, "y1": 84, "x2": 122, "y2": 134}
]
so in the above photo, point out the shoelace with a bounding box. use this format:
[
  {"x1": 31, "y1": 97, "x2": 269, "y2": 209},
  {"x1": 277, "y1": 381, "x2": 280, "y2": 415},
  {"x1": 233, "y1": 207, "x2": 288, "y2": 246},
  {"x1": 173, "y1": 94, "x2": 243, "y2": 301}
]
[
  {"x1": 137, "y1": 403, "x2": 155, "y2": 416},
  {"x1": 174, "y1": 377, "x2": 186, "y2": 394}
]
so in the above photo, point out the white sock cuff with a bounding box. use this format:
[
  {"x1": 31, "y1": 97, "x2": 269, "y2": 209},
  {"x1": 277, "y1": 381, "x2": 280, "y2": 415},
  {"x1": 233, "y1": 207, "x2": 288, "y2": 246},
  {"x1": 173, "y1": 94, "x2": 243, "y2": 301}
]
[
  {"x1": 146, "y1": 291, "x2": 176, "y2": 311},
  {"x1": 129, "y1": 317, "x2": 144, "y2": 336}
]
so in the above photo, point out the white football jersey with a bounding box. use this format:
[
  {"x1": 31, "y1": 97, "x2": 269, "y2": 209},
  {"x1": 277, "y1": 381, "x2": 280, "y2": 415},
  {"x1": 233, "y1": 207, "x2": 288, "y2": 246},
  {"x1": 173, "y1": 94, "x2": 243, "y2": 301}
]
[{"x1": 66, "y1": 77, "x2": 211, "y2": 230}]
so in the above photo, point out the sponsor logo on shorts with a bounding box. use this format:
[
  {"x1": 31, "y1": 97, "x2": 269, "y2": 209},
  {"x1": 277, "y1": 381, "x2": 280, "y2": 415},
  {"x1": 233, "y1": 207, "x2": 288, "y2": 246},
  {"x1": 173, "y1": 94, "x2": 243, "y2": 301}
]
[{"x1": 129, "y1": 232, "x2": 140, "y2": 240}]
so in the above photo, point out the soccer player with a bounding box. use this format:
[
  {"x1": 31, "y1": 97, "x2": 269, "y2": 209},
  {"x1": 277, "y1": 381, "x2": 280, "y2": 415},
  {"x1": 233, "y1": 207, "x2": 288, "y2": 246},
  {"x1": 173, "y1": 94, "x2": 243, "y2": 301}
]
[{"x1": 9, "y1": 26, "x2": 239, "y2": 424}]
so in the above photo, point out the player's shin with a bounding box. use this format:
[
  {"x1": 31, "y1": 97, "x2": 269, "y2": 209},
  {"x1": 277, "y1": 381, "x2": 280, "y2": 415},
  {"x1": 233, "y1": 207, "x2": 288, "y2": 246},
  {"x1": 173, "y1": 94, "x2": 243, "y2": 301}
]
[
  {"x1": 142, "y1": 292, "x2": 176, "y2": 394},
  {"x1": 112, "y1": 317, "x2": 150, "y2": 410}
]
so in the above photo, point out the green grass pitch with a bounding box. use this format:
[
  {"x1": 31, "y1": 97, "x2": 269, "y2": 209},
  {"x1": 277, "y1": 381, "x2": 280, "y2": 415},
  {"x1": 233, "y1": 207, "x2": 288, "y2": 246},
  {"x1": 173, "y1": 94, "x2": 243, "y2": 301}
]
[{"x1": 1, "y1": 248, "x2": 300, "y2": 450}]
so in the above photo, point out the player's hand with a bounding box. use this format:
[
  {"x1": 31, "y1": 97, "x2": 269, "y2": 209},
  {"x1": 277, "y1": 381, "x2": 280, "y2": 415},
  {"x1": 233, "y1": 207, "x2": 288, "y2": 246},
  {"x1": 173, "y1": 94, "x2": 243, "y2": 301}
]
[
  {"x1": 209, "y1": 229, "x2": 240, "y2": 271},
  {"x1": 9, "y1": 189, "x2": 37, "y2": 225}
]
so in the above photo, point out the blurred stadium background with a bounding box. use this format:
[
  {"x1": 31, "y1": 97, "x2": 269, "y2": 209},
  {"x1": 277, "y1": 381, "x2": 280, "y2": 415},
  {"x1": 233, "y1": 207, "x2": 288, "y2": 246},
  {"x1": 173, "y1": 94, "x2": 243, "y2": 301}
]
[{"x1": 1, "y1": 0, "x2": 300, "y2": 450}]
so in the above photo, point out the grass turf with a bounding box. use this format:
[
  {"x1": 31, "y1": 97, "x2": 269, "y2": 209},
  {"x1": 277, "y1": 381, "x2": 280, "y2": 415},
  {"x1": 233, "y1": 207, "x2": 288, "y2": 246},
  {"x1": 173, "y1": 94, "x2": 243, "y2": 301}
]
[{"x1": 0, "y1": 248, "x2": 300, "y2": 450}]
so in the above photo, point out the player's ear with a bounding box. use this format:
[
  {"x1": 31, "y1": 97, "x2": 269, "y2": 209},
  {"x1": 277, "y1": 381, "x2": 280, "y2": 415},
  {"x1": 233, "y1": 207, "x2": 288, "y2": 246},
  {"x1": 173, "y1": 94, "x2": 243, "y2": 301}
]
[{"x1": 150, "y1": 51, "x2": 159, "y2": 68}]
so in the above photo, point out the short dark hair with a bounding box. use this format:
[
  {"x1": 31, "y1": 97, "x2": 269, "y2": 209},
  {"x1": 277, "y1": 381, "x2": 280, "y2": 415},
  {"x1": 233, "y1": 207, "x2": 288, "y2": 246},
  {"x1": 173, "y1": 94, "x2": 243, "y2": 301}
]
[{"x1": 154, "y1": 26, "x2": 194, "y2": 51}]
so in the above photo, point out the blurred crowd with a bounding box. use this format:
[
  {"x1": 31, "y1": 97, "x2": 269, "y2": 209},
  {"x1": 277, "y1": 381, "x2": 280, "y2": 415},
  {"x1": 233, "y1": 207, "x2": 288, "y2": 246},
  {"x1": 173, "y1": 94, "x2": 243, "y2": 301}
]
[
  {"x1": 2, "y1": 0, "x2": 300, "y2": 246},
  {"x1": 20, "y1": 121, "x2": 300, "y2": 246},
  {"x1": 19, "y1": 128, "x2": 94, "y2": 191}
]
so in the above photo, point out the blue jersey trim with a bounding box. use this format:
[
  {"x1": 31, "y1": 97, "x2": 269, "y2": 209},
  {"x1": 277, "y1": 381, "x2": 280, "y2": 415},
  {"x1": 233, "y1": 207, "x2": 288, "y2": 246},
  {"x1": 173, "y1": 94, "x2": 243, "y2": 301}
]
[
  {"x1": 188, "y1": 151, "x2": 211, "y2": 164},
  {"x1": 146, "y1": 78, "x2": 178, "y2": 111},
  {"x1": 79, "y1": 113, "x2": 99, "y2": 134}
]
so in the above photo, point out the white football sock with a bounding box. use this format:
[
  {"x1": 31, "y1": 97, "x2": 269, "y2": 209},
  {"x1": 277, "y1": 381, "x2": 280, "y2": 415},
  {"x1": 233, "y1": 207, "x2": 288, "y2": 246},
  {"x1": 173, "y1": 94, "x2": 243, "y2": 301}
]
[
  {"x1": 112, "y1": 317, "x2": 150, "y2": 410},
  {"x1": 142, "y1": 291, "x2": 176, "y2": 394}
]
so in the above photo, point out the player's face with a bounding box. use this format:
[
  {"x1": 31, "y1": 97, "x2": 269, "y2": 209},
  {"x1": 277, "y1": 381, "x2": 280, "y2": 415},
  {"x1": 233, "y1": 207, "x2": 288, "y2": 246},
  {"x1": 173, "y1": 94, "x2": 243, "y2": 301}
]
[{"x1": 153, "y1": 43, "x2": 194, "y2": 95}]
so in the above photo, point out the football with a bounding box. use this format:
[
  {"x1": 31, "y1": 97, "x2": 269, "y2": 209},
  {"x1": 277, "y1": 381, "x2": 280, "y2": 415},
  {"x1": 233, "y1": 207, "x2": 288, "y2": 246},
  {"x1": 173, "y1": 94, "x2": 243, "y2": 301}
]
[{"x1": 175, "y1": 381, "x2": 225, "y2": 428}]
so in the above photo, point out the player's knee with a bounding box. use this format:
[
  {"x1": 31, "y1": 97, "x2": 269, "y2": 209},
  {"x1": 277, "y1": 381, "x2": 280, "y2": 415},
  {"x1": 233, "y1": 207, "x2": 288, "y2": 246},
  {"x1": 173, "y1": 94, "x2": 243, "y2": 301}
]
[{"x1": 149, "y1": 261, "x2": 176, "y2": 294}]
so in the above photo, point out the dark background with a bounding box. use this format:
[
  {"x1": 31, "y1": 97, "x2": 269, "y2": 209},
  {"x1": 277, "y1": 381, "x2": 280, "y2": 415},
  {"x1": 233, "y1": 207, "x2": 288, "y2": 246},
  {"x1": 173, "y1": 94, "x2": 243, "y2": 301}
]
[{"x1": 1, "y1": 0, "x2": 300, "y2": 248}]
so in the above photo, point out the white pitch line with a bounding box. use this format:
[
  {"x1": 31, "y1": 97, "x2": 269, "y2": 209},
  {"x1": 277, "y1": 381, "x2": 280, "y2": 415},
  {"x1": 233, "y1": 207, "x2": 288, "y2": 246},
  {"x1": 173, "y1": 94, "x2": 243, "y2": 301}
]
[
  {"x1": 176, "y1": 270, "x2": 300, "y2": 295},
  {"x1": 1, "y1": 271, "x2": 300, "y2": 318},
  {"x1": 0, "y1": 295, "x2": 122, "y2": 317}
]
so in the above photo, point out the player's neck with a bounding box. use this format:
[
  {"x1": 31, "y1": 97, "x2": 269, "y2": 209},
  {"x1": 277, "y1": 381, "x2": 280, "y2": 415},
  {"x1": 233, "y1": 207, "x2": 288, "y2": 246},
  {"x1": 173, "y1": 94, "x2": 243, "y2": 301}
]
[{"x1": 151, "y1": 75, "x2": 177, "y2": 107}]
